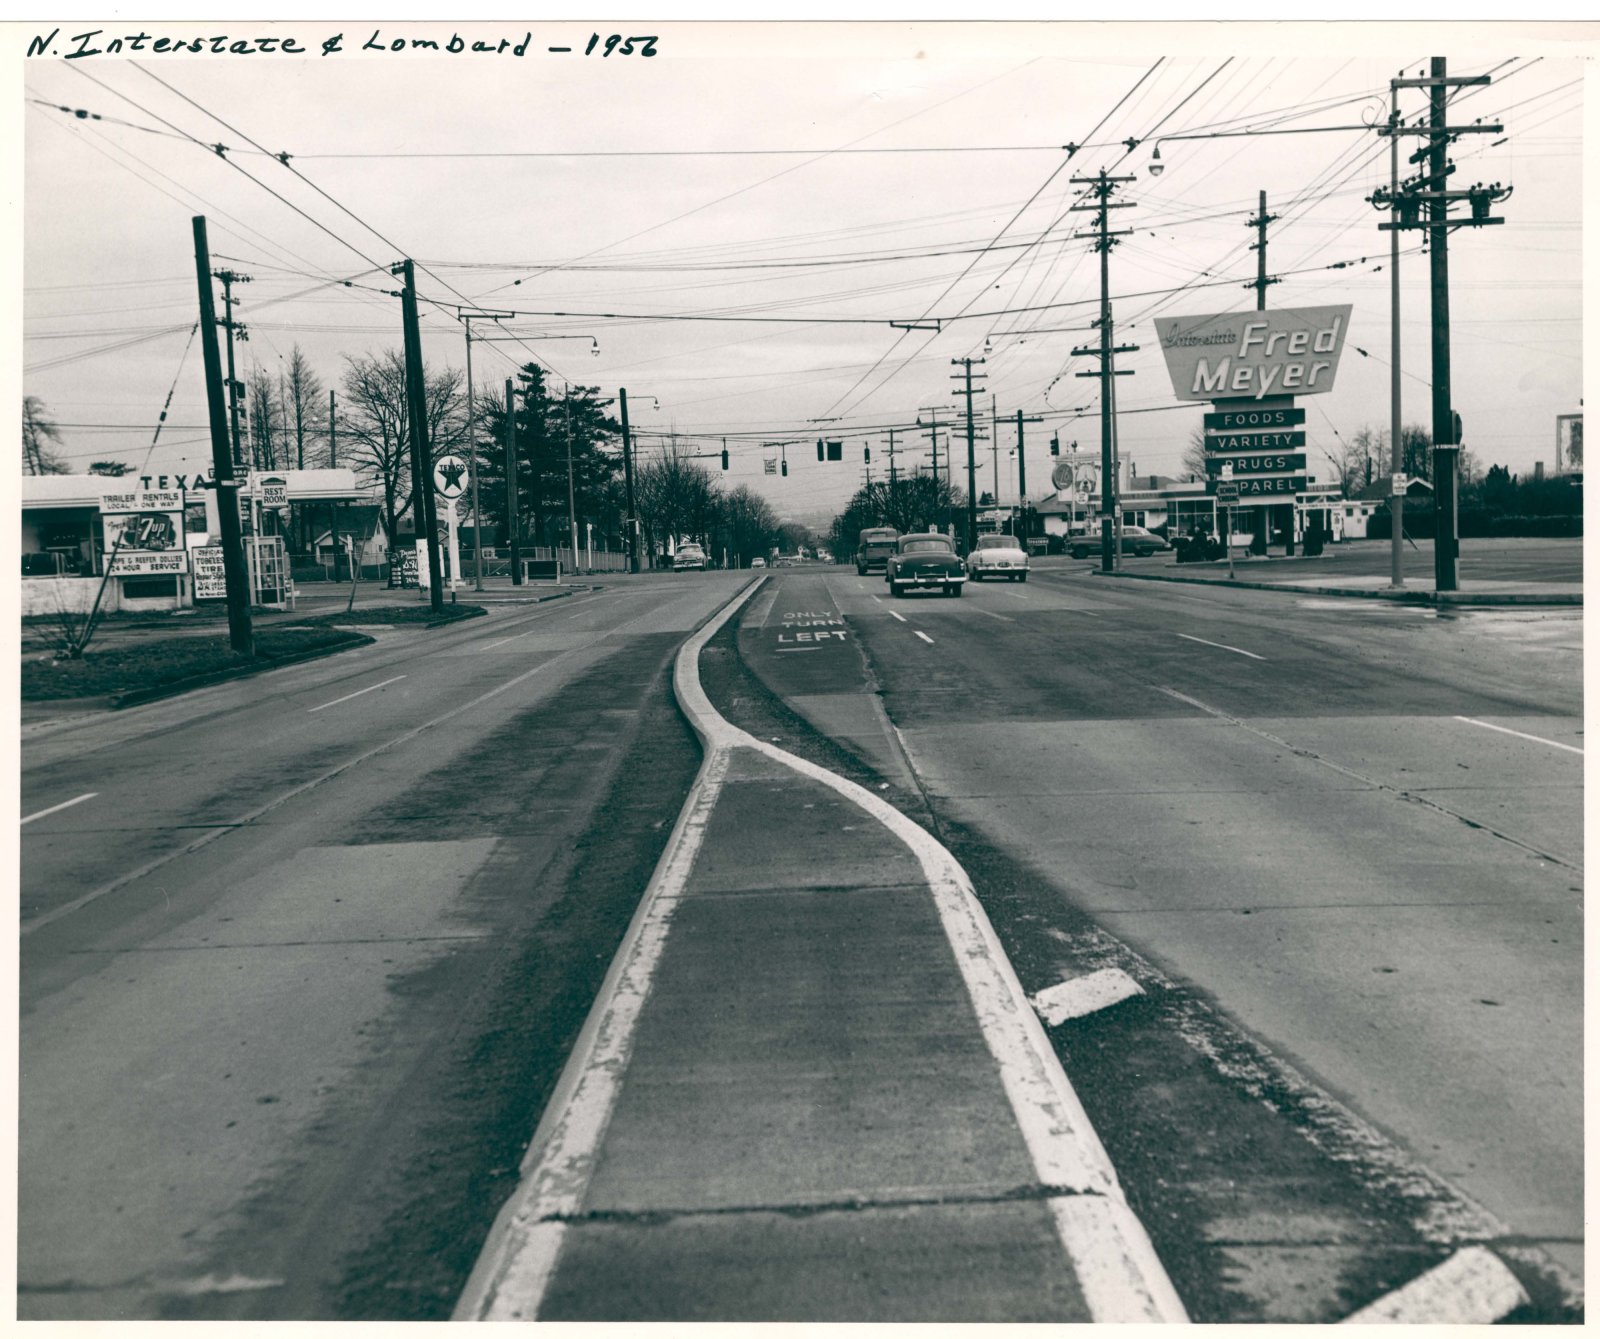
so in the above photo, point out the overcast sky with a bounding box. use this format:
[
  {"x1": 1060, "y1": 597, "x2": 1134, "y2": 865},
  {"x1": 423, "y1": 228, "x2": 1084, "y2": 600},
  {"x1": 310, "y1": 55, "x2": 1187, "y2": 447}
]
[{"x1": 15, "y1": 21, "x2": 1588, "y2": 526}]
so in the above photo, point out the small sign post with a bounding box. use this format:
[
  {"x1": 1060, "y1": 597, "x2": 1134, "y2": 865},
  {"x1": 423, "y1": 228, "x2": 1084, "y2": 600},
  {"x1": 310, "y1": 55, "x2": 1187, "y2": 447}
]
[
  {"x1": 433, "y1": 455, "x2": 468, "y2": 590},
  {"x1": 1216, "y1": 466, "x2": 1239, "y2": 581}
]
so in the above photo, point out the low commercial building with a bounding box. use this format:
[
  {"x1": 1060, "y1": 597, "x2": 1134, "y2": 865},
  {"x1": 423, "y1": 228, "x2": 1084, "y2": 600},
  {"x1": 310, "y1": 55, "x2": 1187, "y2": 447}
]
[
  {"x1": 1030, "y1": 472, "x2": 1350, "y2": 544},
  {"x1": 21, "y1": 469, "x2": 371, "y2": 615}
]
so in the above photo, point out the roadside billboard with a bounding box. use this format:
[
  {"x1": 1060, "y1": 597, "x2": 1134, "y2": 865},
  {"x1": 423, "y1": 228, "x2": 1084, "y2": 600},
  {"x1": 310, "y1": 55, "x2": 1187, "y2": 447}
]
[
  {"x1": 99, "y1": 489, "x2": 187, "y2": 573},
  {"x1": 1155, "y1": 305, "x2": 1351, "y2": 402}
]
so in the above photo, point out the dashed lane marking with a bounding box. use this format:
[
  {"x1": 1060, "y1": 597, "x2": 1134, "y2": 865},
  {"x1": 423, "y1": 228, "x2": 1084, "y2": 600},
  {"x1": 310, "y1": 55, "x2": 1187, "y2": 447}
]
[
  {"x1": 307, "y1": 675, "x2": 407, "y2": 713},
  {"x1": 1158, "y1": 686, "x2": 1580, "y2": 873},
  {"x1": 1032, "y1": 968, "x2": 1145, "y2": 1025},
  {"x1": 21, "y1": 792, "x2": 97, "y2": 826},
  {"x1": 1344, "y1": 1246, "x2": 1528, "y2": 1324},
  {"x1": 1177, "y1": 633, "x2": 1264, "y2": 660},
  {"x1": 1453, "y1": 715, "x2": 1583, "y2": 756},
  {"x1": 914, "y1": 630, "x2": 935, "y2": 644},
  {"x1": 889, "y1": 610, "x2": 908, "y2": 623},
  {"x1": 968, "y1": 606, "x2": 1015, "y2": 622}
]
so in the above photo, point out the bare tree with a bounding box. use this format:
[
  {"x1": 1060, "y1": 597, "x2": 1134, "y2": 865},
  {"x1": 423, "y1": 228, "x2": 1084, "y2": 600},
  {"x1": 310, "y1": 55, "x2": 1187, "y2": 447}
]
[
  {"x1": 634, "y1": 446, "x2": 721, "y2": 563},
  {"x1": 282, "y1": 345, "x2": 325, "y2": 470},
  {"x1": 339, "y1": 349, "x2": 466, "y2": 549},
  {"x1": 22, "y1": 396, "x2": 67, "y2": 475},
  {"x1": 87, "y1": 460, "x2": 133, "y2": 476},
  {"x1": 247, "y1": 366, "x2": 285, "y2": 470},
  {"x1": 1180, "y1": 427, "x2": 1208, "y2": 480}
]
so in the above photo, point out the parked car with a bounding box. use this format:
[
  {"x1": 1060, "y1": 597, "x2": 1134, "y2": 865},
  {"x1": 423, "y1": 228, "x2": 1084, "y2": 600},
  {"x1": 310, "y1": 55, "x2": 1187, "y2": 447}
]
[
  {"x1": 750, "y1": 557, "x2": 767, "y2": 568},
  {"x1": 966, "y1": 533, "x2": 1029, "y2": 582},
  {"x1": 673, "y1": 543, "x2": 707, "y2": 571},
  {"x1": 1066, "y1": 525, "x2": 1173, "y2": 559},
  {"x1": 885, "y1": 532, "x2": 967, "y2": 598}
]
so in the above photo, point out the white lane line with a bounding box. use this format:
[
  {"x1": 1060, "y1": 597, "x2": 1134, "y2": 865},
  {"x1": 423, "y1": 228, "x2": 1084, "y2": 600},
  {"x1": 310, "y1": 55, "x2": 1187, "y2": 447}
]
[
  {"x1": 21, "y1": 792, "x2": 97, "y2": 826},
  {"x1": 1454, "y1": 715, "x2": 1583, "y2": 756},
  {"x1": 914, "y1": 630, "x2": 935, "y2": 644},
  {"x1": 307, "y1": 675, "x2": 407, "y2": 713},
  {"x1": 1177, "y1": 632, "x2": 1264, "y2": 660},
  {"x1": 1001, "y1": 589, "x2": 1029, "y2": 600},
  {"x1": 1345, "y1": 1246, "x2": 1528, "y2": 1324},
  {"x1": 969, "y1": 606, "x2": 1015, "y2": 623},
  {"x1": 870, "y1": 594, "x2": 883, "y2": 604},
  {"x1": 888, "y1": 610, "x2": 908, "y2": 623},
  {"x1": 774, "y1": 647, "x2": 823, "y2": 653}
]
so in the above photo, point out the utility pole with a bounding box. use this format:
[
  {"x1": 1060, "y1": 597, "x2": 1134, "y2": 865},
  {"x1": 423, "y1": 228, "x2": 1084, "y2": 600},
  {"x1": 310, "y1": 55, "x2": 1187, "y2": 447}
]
[
  {"x1": 505, "y1": 378, "x2": 523, "y2": 585},
  {"x1": 395, "y1": 259, "x2": 443, "y2": 613},
  {"x1": 328, "y1": 388, "x2": 337, "y2": 466},
  {"x1": 951, "y1": 357, "x2": 986, "y2": 551},
  {"x1": 459, "y1": 310, "x2": 513, "y2": 592},
  {"x1": 917, "y1": 406, "x2": 945, "y2": 490},
  {"x1": 564, "y1": 386, "x2": 579, "y2": 575},
  {"x1": 1385, "y1": 106, "x2": 1404, "y2": 589},
  {"x1": 192, "y1": 218, "x2": 253, "y2": 656},
  {"x1": 1071, "y1": 168, "x2": 1137, "y2": 573},
  {"x1": 213, "y1": 267, "x2": 250, "y2": 468},
  {"x1": 1375, "y1": 58, "x2": 1505, "y2": 594},
  {"x1": 1245, "y1": 188, "x2": 1292, "y2": 554},
  {"x1": 1014, "y1": 409, "x2": 1043, "y2": 539},
  {"x1": 1246, "y1": 190, "x2": 1279, "y2": 311},
  {"x1": 990, "y1": 394, "x2": 1001, "y2": 511},
  {"x1": 620, "y1": 387, "x2": 640, "y2": 573}
]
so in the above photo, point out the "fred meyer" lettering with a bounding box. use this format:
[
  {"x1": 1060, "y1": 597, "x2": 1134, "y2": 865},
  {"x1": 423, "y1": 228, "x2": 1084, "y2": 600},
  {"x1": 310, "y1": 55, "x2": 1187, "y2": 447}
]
[{"x1": 1191, "y1": 316, "x2": 1343, "y2": 399}]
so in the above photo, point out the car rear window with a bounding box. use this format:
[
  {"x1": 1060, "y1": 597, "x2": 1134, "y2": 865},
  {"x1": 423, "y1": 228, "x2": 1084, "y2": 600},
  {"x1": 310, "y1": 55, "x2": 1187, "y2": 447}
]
[{"x1": 901, "y1": 539, "x2": 952, "y2": 554}]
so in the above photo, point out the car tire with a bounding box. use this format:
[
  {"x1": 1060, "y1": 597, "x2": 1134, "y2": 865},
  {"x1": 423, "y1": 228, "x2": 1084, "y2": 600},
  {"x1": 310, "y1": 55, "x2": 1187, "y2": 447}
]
[
  {"x1": 970, "y1": 570, "x2": 982, "y2": 582},
  {"x1": 890, "y1": 583, "x2": 904, "y2": 598},
  {"x1": 948, "y1": 584, "x2": 962, "y2": 598},
  {"x1": 1070, "y1": 545, "x2": 1089, "y2": 559},
  {"x1": 1018, "y1": 572, "x2": 1028, "y2": 582}
]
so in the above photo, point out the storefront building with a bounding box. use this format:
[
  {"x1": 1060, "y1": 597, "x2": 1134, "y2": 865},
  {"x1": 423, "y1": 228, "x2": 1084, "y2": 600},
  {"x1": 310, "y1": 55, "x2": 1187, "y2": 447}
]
[{"x1": 21, "y1": 469, "x2": 370, "y2": 616}]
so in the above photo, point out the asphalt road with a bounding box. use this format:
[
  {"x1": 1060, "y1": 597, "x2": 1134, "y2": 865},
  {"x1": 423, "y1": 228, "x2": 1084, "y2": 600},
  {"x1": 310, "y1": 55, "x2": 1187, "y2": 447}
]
[
  {"x1": 739, "y1": 564, "x2": 1583, "y2": 1289},
  {"x1": 18, "y1": 573, "x2": 750, "y2": 1320}
]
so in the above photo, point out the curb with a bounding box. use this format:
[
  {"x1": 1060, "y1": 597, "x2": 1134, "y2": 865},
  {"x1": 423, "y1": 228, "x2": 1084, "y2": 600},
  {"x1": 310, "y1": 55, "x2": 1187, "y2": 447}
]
[
  {"x1": 456, "y1": 575, "x2": 1187, "y2": 1324},
  {"x1": 110, "y1": 632, "x2": 374, "y2": 709},
  {"x1": 1094, "y1": 568, "x2": 1581, "y2": 606}
]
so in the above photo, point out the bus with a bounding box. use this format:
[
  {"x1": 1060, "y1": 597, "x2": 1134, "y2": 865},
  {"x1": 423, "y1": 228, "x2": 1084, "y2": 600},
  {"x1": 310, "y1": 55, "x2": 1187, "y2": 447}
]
[{"x1": 855, "y1": 526, "x2": 899, "y2": 575}]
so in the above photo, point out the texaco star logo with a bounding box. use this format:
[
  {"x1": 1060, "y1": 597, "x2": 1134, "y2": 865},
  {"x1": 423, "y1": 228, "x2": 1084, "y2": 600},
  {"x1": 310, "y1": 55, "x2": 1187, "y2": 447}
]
[{"x1": 435, "y1": 456, "x2": 466, "y2": 497}]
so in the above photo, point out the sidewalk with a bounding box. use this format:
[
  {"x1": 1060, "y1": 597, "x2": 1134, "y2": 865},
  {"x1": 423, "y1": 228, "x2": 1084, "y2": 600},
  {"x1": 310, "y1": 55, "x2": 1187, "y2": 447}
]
[{"x1": 456, "y1": 582, "x2": 1185, "y2": 1323}]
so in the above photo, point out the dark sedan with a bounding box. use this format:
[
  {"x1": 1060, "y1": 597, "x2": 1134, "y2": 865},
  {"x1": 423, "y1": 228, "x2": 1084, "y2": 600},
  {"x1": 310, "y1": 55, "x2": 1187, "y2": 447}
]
[{"x1": 885, "y1": 532, "x2": 967, "y2": 598}]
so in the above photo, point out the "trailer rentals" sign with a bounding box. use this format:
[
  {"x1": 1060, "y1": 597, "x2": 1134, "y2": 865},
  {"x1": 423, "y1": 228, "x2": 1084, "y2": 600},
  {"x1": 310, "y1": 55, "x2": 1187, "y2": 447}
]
[{"x1": 1155, "y1": 305, "x2": 1351, "y2": 402}]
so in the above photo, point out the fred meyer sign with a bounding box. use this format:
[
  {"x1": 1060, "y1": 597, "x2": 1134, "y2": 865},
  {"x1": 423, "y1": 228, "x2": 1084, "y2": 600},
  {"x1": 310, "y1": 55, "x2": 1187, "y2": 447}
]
[{"x1": 1155, "y1": 305, "x2": 1351, "y2": 401}]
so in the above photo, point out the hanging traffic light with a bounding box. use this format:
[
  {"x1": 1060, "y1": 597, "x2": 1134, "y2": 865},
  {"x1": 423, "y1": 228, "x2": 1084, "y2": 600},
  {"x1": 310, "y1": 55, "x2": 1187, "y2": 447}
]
[
  {"x1": 864, "y1": 445, "x2": 871, "y2": 463},
  {"x1": 781, "y1": 459, "x2": 788, "y2": 477},
  {"x1": 721, "y1": 448, "x2": 730, "y2": 470},
  {"x1": 826, "y1": 440, "x2": 843, "y2": 461},
  {"x1": 817, "y1": 438, "x2": 825, "y2": 461},
  {"x1": 1049, "y1": 436, "x2": 1060, "y2": 456}
]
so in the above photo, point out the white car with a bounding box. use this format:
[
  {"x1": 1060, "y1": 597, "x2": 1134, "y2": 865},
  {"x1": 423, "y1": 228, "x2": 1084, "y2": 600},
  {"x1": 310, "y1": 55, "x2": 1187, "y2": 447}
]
[
  {"x1": 966, "y1": 533, "x2": 1030, "y2": 582},
  {"x1": 674, "y1": 543, "x2": 707, "y2": 571},
  {"x1": 750, "y1": 557, "x2": 767, "y2": 569}
]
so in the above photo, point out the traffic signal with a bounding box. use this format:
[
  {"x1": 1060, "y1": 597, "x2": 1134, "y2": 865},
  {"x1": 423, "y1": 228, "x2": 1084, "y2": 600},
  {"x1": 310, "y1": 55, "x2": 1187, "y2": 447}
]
[
  {"x1": 721, "y1": 448, "x2": 730, "y2": 470},
  {"x1": 1050, "y1": 436, "x2": 1060, "y2": 456},
  {"x1": 826, "y1": 440, "x2": 843, "y2": 461},
  {"x1": 781, "y1": 459, "x2": 788, "y2": 477},
  {"x1": 864, "y1": 445, "x2": 871, "y2": 463},
  {"x1": 817, "y1": 438, "x2": 825, "y2": 462}
]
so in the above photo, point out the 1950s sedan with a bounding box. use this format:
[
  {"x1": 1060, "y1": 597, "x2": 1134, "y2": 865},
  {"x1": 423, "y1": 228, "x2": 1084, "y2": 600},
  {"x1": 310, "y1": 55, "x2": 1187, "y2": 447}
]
[{"x1": 885, "y1": 532, "x2": 967, "y2": 598}]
